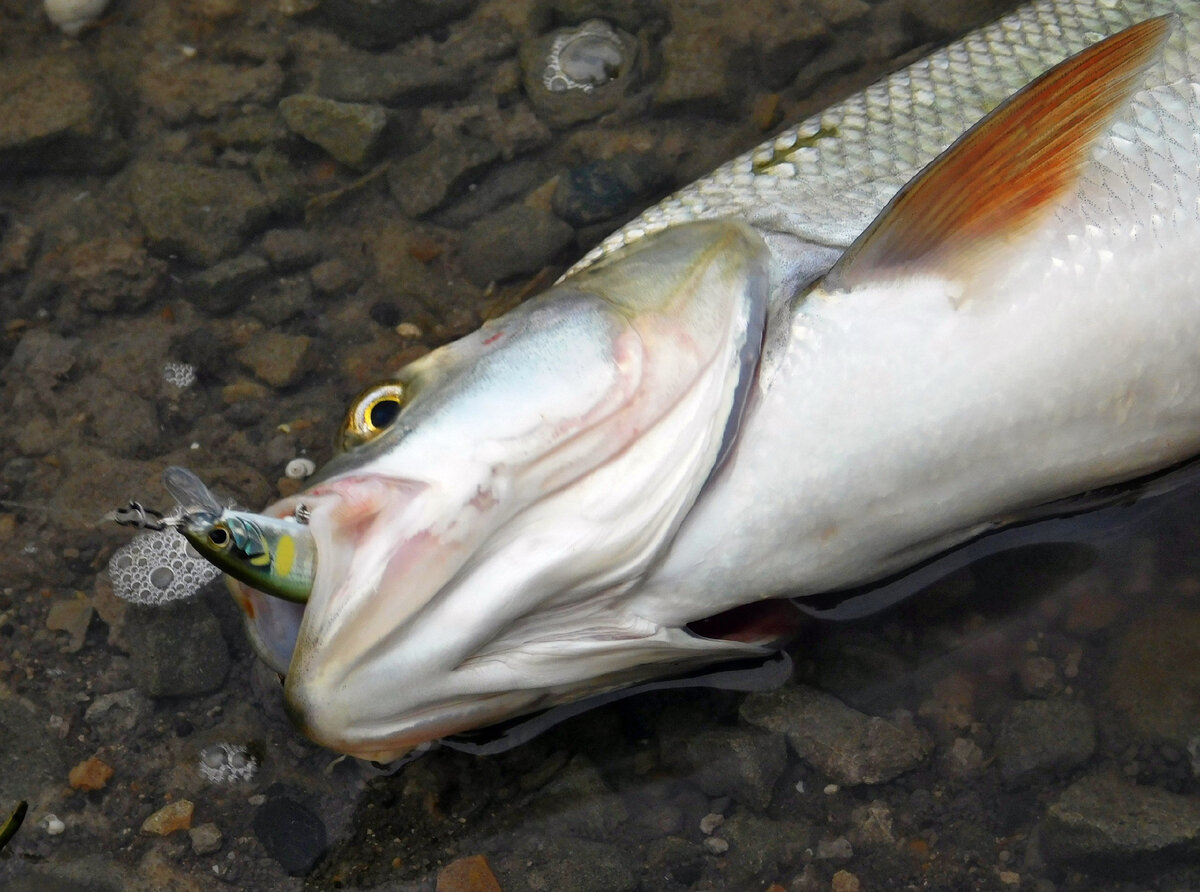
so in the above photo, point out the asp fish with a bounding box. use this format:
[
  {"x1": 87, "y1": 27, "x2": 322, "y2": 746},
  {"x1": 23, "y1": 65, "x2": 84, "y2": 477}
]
[{"x1": 180, "y1": 0, "x2": 1200, "y2": 761}]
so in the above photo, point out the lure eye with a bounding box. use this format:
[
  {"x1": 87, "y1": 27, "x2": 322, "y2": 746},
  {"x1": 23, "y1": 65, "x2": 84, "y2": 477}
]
[
  {"x1": 340, "y1": 381, "x2": 406, "y2": 450},
  {"x1": 207, "y1": 525, "x2": 231, "y2": 548}
]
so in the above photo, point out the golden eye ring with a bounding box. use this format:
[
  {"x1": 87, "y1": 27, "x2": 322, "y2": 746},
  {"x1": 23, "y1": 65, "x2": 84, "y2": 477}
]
[{"x1": 340, "y1": 381, "x2": 406, "y2": 450}]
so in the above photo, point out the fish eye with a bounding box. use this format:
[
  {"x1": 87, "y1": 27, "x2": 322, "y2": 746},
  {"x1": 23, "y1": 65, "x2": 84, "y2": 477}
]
[
  {"x1": 208, "y1": 525, "x2": 231, "y2": 548},
  {"x1": 340, "y1": 382, "x2": 406, "y2": 450}
]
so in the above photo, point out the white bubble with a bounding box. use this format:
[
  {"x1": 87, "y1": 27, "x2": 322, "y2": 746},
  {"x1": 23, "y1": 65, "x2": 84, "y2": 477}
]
[
  {"x1": 108, "y1": 529, "x2": 220, "y2": 605},
  {"x1": 198, "y1": 743, "x2": 258, "y2": 784}
]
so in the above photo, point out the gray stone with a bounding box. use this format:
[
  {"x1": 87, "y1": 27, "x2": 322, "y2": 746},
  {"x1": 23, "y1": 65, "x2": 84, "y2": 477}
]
[
  {"x1": 313, "y1": 52, "x2": 467, "y2": 105},
  {"x1": 311, "y1": 0, "x2": 478, "y2": 48},
  {"x1": 663, "y1": 726, "x2": 786, "y2": 811},
  {"x1": 261, "y1": 229, "x2": 323, "y2": 272},
  {"x1": 499, "y1": 837, "x2": 637, "y2": 892},
  {"x1": 740, "y1": 684, "x2": 931, "y2": 785},
  {"x1": 1043, "y1": 773, "x2": 1200, "y2": 868},
  {"x1": 129, "y1": 162, "x2": 273, "y2": 267},
  {"x1": 84, "y1": 689, "x2": 152, "y2": 735},
  {"x1": 524, "y1": 754, "x2": 628, "y2": 840},
  {"x1": 546, "y1": 0, "x2": 666, "y2": 32},
  {"x1": 458, "y1": 204, "x2": 574, "y2": 286},
  {"x1": 189, "y1": 822, "x2": 223, "y2": 855},
  {"x1": 388, "y1": 136, "x2": 499, "y2": 218},
  {"x1": 0, "y1": 55, "x2": 126, "y2": 173},
  {"x1": 719, "y1": 812, "x2": 810, "y2": 889},
  {"x1": 187, "y1": 253, "x2": 272, "y2": 315},
  {"x1": 995, "y1": 699, "x2": 1096, "y2": 785},
  {"x1": 279, "y1": 94, "x2": 387, "y2": 169},
  {"x1": 127, "y1": 599, "x2": 230, "y2": 698},
  {"x1": 0, "y1": 698, "x2": 67, "y2": 808}
]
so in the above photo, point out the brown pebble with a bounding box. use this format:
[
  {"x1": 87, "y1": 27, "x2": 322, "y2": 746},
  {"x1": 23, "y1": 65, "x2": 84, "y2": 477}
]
[
  {"x1": 69, "y1": 756, "x2": 114, "y2": 791},
  {"x1": 141, "y1": 799, "x2": 194, "y2": 836},
  {"x1": 436, "y1": 854, "x2": 502, "y2": 892},
  {"x1": 831, "y1": 869, "x2": 861, "y2": 892}
]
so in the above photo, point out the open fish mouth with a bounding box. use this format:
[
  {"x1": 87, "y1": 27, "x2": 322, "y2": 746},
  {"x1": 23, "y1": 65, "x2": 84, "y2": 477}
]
[{"x1": 226, "y1": 221, "x2": 772, "y2": 761}]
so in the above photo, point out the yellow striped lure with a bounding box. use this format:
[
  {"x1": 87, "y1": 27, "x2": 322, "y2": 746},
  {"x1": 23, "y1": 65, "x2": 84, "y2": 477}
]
[{"x1": 161, "y1": 466, "x2": 316, "y2": 605}]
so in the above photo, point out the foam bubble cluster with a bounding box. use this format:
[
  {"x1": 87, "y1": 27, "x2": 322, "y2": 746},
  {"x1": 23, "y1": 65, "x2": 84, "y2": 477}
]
[
  {"x1": 198, "y1": 743, "x2": 258, "y2": 784},
  {"x1": 161, "y1": 360, "x2": 197, "y2": 389},
  {"x1": 107, "y1": 529, "x2": 220, "y2": 605}
]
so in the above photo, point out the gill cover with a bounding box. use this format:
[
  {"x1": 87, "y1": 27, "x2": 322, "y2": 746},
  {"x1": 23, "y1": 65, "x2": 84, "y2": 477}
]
[{"x1": 238, "y1": 220, "x2": 770, "y2": 760}]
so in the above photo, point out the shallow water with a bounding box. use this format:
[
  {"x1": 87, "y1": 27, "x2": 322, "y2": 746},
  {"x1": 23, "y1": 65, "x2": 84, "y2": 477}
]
[{"x1": 3, "y1": 0, "x2": 1200, "y2": 890}]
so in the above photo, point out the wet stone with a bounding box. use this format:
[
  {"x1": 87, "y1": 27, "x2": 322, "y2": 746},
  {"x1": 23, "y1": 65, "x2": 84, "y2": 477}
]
[
  {"x1": 524, "y1": 754, "x2": 628, "y2": 840},
  {"x1": 520, "y1": 20, "x2": 641, "y2": 128},
  {"x1": 310, "y1": 0, "x2": 478, "y2": 48},
  {"x1": 310, "y1": 257, "x2": 362, "y2": 295},
  {"x1": 663, "y1": 726, "x2": 786, "y2": 811},
  {"x1": 0, "y1": 699, "x2": 67, "y2": 807},
  {"x1": 187, "y1": 253, "x2": 271, "y2": 315},
  {"x1": 995, "y1": 699, "x2": 1096, "y2": 785},
  {"x1": 435, "y1": 854, "x2": 501, "y2": 892},
  {"x1": 137, "y1": 59, "x2": 285, "y2": 124},
  {"x1": 189, "y1": 822, "x2": 223, "y2": 855},
  {"x1": 458, "y1": 204, "x2": 574, "y2": 286},
  {"x1": 253, "y1": 794, "x2": 328, "y2": 876},
  {"x1": 127, "y1": 599, "x2": 230, "y2": 698},
  {"x1": 552, "y1": 154, "x2": 671, "y2": 227},
  {"x1": 388, "y1": 136, "x2": 499, "y2": 218},
  {"x1": 0, "y1": 55, "x2": 126, "y2": 173},
  {"x1": 141, "y1": 799, "x2": 194, "y2": 836},
  {"x1": 84, "y1": 689, "x2": 152, "y2": 734},
  {"x1": 235, "y1": 331, "x2": 315, "y2": 389},
  {"x1": 719, "y1": 812, "x2": 810, "y2": 889},
  {"x1": 129, "y1": 161, "x2": 273, "y2": 267},
  {"x1": 279, "y1": 94, "x2": 387, "y2": 170},
  {"x1": 314, "y1": 51, "x2": 467, "y2": 105},
  {"x1": 500, "y1": 837, "x2": 637, "y2": 892},
  {"x1": 1042, "y1": 773, "x2": 1200, "y2": 868},
  {"x1": 740, "y1": 684, "x2": 931, "y2": 785},
  {"x1": 68, "y1": 756, "x2": 114, "y2": 792},
  {"x1": 53, "y1": 237, "x2": 168, "y2": 314},
  {"x1": 261, "y1": 229, "x2": 322, "y2": 272}
]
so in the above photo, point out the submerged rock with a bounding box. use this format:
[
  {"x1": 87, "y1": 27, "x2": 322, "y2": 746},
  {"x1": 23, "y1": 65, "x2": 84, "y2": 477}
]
[
  {"x1": 740, "y1": 684, "x2": 930, "y2": 785},
  {"x1": 0, "y1": 55, "x2": 126, "y2": 173},
  {"x1": 308, "y1": 0, "x2": 478, "y2": 48},
  {"x1": 127, "y1": 599, "x2": 230, "y2": 698},
  {"x1": 279, "y1": 94, "x2": 387, "y2": 170},
  {"x1": 521, "y1": 20, "x2": 641, "y2": 128},
  {"x1": 458, "y1": 204, "x2": 574, "y2": 286},
  {"x1": 662, "y1": 726, "x2": 786, "y2": 811},
  {"x1": 253, "y1": 793, "x2": 328, "y2": 875},
  {"x1": 1043, "y1": 773, "x2": 1200, "y2": 869},
  {"x1": 129, "y1": 162, "x2": 273, "y2": 267},
  {"x1": 995, "y1": 699, "x2": 1096, "y2": 785}
]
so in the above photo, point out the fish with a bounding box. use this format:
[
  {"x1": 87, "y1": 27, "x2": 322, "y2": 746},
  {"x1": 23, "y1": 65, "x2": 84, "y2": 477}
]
[{"x1": 181, "y1": 0, "x2": 1200, "y2": 762}]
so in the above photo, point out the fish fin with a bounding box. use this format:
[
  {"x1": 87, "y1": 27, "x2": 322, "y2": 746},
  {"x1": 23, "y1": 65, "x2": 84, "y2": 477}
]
[{"x1": 825, "y1": 16, "x2": 1173, "y2": 293}]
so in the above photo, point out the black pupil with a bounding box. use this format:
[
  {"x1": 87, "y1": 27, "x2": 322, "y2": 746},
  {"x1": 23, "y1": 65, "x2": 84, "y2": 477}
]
[
  {"x1": 368, "y1": 398, "x2": 400, "y2": 430},
  {"x1": 209, "y1": 528, "x2": 229, "y2": 546}
]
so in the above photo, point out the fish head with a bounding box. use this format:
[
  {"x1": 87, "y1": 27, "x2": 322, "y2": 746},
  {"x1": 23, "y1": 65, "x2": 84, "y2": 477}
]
[{"x1": 236, "y1": 220, "x2": 772, "y2": 761}]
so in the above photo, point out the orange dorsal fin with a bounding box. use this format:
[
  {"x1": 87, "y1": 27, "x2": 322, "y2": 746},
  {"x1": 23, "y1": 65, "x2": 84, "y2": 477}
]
[{"x1": 826, "y1": 16, "x2": 1173, "y2": 292}]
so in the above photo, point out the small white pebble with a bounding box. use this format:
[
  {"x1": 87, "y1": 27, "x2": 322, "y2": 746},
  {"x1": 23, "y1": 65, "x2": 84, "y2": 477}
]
[
  {"x1": 44, "y1": 0, "x2": 108, "y2": 36},
  {"x1": 699, "y1": 813, "x2": 724, "y2": 835},
  {"x1": 702, "y1": 836, "x2": 729, "y2": 855},
  {"x1": 824, "y1": 783, "x2": 840, "y2": 795},
  {"x1": 43, "y1": 814, "x2": 66, "y2": 835},
  {"x1": 795, "y1": 780, "x2": 806, "y2": 794},
  {"x1": 395, "y1": 322, "x2": 422, "y2": 339},
  {"x1": 285, "y1": 457, "x2": 316, "y2": 479}
]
